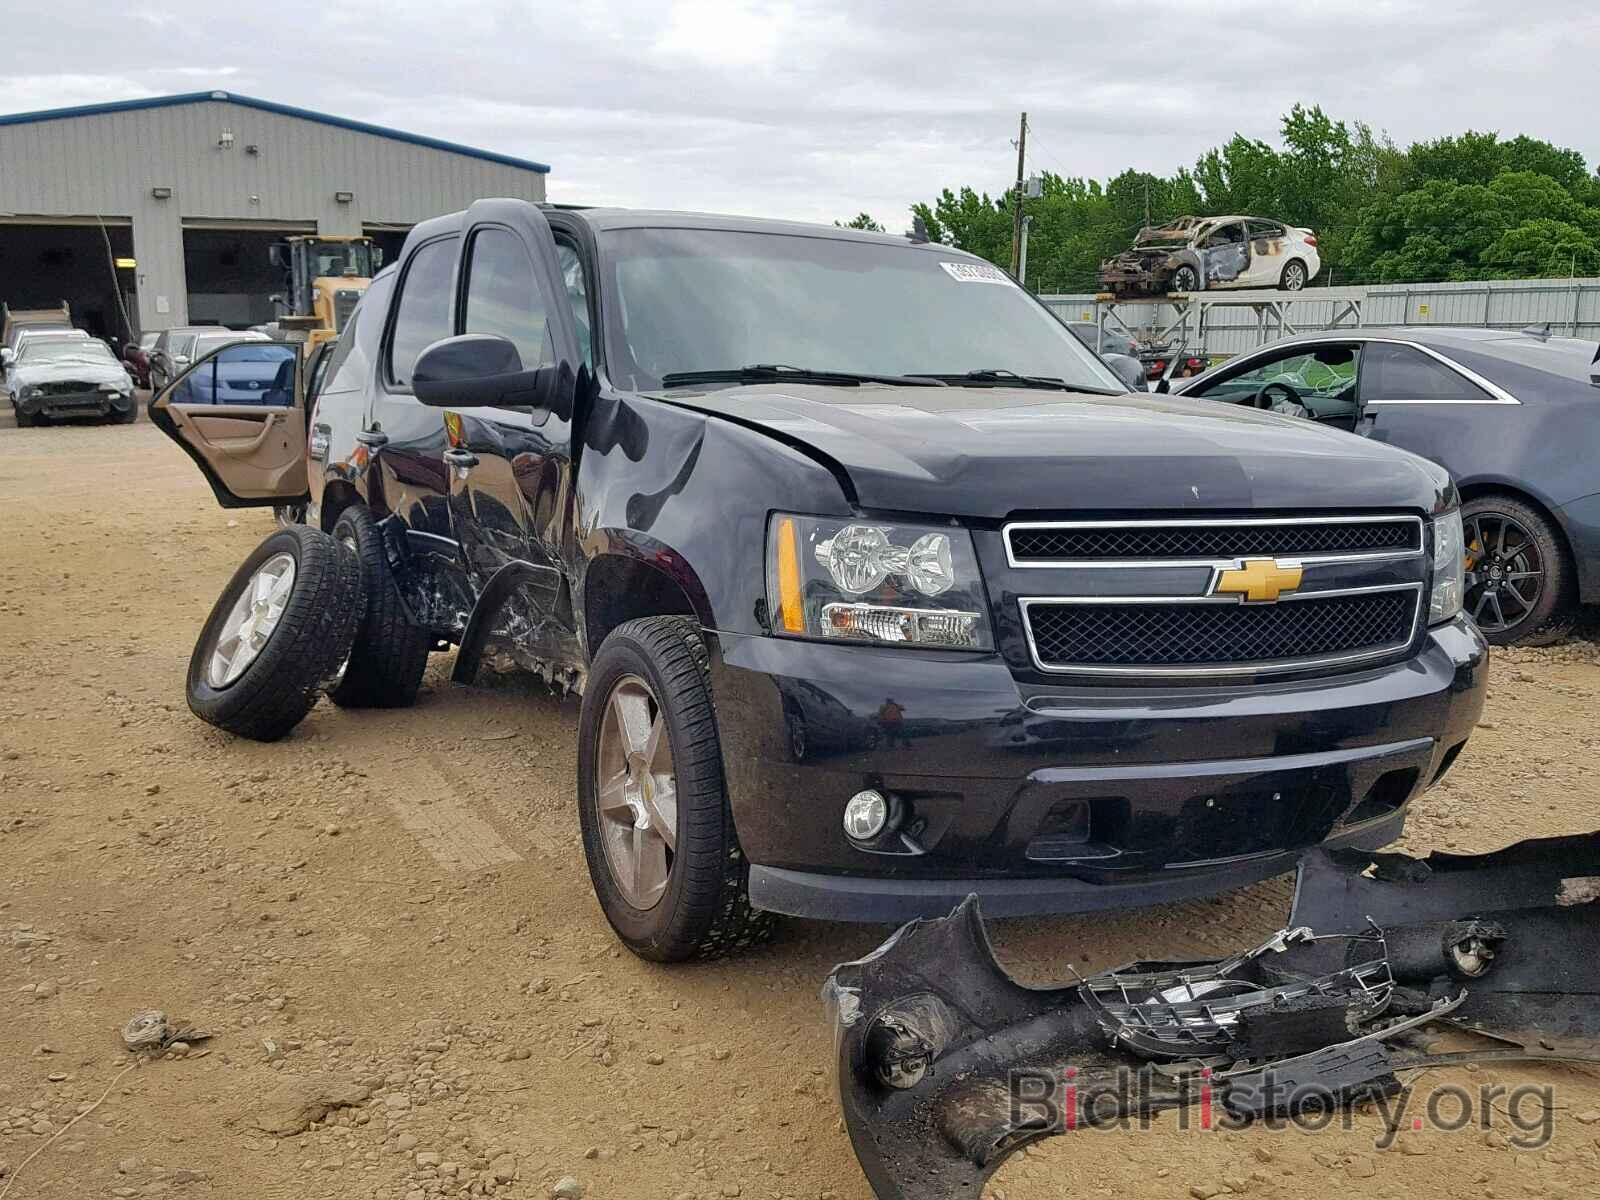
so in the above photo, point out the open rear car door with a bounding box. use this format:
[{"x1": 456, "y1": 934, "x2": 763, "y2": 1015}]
[{"x1": 148, "y1": 340, "x2": 310, "y2": 508}]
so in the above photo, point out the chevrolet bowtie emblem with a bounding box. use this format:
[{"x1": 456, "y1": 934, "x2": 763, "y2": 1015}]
[{"x1": 1214, "y1": 557, "x2": 1303, "y2": 602}]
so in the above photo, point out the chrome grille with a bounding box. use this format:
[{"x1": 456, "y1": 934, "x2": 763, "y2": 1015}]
[
  {"x1": 1007, "y1": 517, "x2": 1420, "y2": 564},
  {"x1": 1023, "y1": 590, "x2": 1420, "y2": 674}
]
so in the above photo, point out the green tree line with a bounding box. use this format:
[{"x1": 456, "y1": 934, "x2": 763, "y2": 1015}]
[{"x1": 847, "y1": 106, "x2": 1600, "y2": 292}]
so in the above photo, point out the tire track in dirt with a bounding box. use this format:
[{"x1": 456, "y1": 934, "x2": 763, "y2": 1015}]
[{"x1": 370, "y1": 749, "x2": 524, "y2": 873}]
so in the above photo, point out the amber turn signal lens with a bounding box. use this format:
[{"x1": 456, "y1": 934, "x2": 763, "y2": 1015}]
[{"x1": 775, "y1": 516, "x2": 805, "y2": 633}]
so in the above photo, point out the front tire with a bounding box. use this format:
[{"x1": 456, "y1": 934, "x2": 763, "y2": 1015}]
[
  {"x1": 327, "y1": 505, "x2": 431, "y2": 708},
  {"x1": 187, "y1": 526, "x2": 364, "y2": 741},
  {"x1": 577, "y1": 617, "x2": 774, "y2": 962},
  {"x1": 1462, "y1": 494, "x2": 1575, "y2": 646},
  {"x1": 1171, "y1": 265, "x2": 1199, "y2": 292}
]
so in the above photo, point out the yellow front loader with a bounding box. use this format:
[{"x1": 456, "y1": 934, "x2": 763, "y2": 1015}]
[{"x1": 269, "y1": 235, "x2": 379, "y2": 354}]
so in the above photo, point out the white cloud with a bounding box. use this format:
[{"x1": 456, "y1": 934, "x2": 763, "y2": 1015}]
[{"x1": 0, "y1": 0, "x2": 1595, "y2": 227}]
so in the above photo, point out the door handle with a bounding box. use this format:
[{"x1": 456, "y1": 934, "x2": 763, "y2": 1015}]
[
  {"x1": 199, "y1": 411, "x2": 279, "y2": 456},
  {"x1": 443, "y1": 448, "x2": 479, "y2": 469},
  {"x1": 355, "y1": 429, "x2": 389, "y2": 447}
]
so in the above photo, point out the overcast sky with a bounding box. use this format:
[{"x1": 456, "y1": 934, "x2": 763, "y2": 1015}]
[{"x1": 3, "y1": 1, "x2": 1597, "y2": 227}]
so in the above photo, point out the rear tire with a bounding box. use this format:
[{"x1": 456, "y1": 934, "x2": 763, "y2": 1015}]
[
  {"x1": 1462, "y1": 494, "x2": 1574, "y2": 646},
  {"x1": 187, "y1": 526, "x2": 364, "y2": 741},
  {"x1": 578, "y1": 616, "x2": 775, "y2": 962},
  {"x1": 1280, "y1": 259, "x2": 1308, "y2": 290},
  {"x1": 327, "y1": 505, "x2": 431, "y2": 708}
]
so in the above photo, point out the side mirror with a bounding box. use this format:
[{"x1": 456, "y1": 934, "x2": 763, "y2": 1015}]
[
  {"x1": 0, "y1": 348, "x2": 13, "y2": 368},
  {"x1": 268, "y1": 244, "x2": 287, "y2": 269},
  {"x1": 412, "y1": 334, "x2": 552, "y2": 409},
  {"x1": 1106, "y1": 353, "x2": 1147, "y2": 392}
]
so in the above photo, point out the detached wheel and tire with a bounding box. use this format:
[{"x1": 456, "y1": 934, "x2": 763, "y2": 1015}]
[
  {"x1": 327, "y1": 505, "x2": 431, "y2": 708},
  {"x1": 1462, "y1": 494, "x2": 1574, "y2": 646},
  {"x1": 187, "y1": 525, "x2": 364, "y2": 741},
  {"x1": 577, "y1": 617, "x2": 774, "y2": 962}
]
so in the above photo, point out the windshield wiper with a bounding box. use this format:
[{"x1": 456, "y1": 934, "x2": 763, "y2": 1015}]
[
  {"x1": 911, "y1": 368, "x2": 1087, "y2": 391},
  {"x1": 659, "y1": 363, "x2": 946, "y2": 389}
]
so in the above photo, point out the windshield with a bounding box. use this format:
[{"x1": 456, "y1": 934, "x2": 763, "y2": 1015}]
[
  {"x1": 20, "y1": 340, "x2": 116, "y2": 365},
  {"x1": 306, "y1": 240, "x2": 375, "y2": 278},
  {"x1": 598, "y1": 227, "x2": 1124, "y2": 394}
]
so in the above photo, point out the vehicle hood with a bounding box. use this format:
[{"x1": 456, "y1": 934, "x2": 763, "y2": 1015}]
[
  {"x1": 9, "y1": 354, "x2": 128, "y2": 387},
  {"x1": 663, "y1": 383, "x2": 1454, "y2": 517}
]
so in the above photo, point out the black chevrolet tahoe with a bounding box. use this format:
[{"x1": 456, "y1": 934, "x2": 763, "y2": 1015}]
[{"x1": 151, "y1": 199, "x2": 1487, "y2": 962}]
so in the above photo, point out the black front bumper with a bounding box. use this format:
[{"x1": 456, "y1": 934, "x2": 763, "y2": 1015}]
[
  {"x1": 709, "y1": 615, "x2": 1487, "y2": 921},
  {"x1": 16, "y1": 388, "x2": 130, "y2": 419}
]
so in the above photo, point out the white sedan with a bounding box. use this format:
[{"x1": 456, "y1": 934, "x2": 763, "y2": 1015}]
[{"x1": 1100, "y1": 215, "x2": 1322, "y2": 295}]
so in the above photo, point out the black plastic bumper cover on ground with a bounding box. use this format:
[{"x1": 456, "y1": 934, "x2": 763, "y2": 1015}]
[{"x1": 824, "y1": 831, "x2": 1600, "y2": 1200}]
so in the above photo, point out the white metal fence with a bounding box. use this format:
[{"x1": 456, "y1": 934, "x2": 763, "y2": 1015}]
[{"x1": 1040, "y1": 276, "x2": 1600, "y2": 359}]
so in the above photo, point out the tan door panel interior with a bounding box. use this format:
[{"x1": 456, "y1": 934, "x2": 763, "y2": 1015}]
[{"x1": 166, "y1": 405, "x2": 308, "y2": 498}]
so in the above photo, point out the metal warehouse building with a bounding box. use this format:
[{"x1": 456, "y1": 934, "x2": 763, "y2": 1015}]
[{"x1": 0, "y1": 90, "x2": 549, "y2": 340}]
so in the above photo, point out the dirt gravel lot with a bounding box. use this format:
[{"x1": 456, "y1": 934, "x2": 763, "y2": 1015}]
[{"x1": 3, "y1": 417, "x2": 1600, "y2": 1200}]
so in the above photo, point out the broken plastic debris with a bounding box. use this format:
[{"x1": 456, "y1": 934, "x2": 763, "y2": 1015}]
[{"x1": 121, "y1": 1009, "x2": 211, "y2": 1052}]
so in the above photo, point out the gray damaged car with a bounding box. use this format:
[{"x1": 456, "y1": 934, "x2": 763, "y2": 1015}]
[{"x1": 6, "y1": 336, "x2": 137, "y2": 425}]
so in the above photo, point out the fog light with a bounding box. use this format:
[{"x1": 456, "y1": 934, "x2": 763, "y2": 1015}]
[{"x1": 843, "y1": 789, "x2": 890, "y2": 841}]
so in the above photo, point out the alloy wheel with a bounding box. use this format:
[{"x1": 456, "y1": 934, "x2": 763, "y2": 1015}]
[
  {"x1": 1464, "y1": 512, "x2": 1544, "y2": 635},
  {"x1": 593, "y1": 674, "x2": 679, "y2": 910},
  {"x1": 207, "y1": 552, "x2": 296, "y2": 687},
  {"x1": 1283, "y1": 262, "x2": 1306, "y2": 290}
]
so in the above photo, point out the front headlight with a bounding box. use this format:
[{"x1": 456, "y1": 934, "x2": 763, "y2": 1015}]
[
  {"x1": 17, "y1": 384, "x2": 39, "y2": 401},
  {"x1": 1429, "y1": 510, "x2": 1465, "y2": 625},
  {"x1": 766, "y1": 514, "x2": 993, "y2": 649}
]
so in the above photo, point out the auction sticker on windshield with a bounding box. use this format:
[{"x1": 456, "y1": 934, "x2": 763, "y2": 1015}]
[{"x1": 939, "y1": 261, "x2": 1013, "y2": 284}]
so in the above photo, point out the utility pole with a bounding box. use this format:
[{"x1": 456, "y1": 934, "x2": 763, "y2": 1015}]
[
  {"x1": 1009, "y1": 111, "x2": 1028, "y2": 278},
  {"x1": 1019, "y1": 215, "x2": 1033, "y2": 290}
]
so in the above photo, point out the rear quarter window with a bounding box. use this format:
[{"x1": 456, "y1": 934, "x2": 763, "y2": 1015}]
[
  {"x1": 1361, "y1": 343, "x2": 1490, "y2": 402},
  {"x1": 386, "y1": 237, "x2": 458, "y2": 389}
]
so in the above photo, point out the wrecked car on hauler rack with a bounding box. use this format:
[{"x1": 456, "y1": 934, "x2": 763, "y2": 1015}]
[
  {"x1": 152, "y1": 199, "x2": 1479, "y2": 964},
  {"x1": 1099, "y1": 214, "x2": 1321, "y2": 296}
]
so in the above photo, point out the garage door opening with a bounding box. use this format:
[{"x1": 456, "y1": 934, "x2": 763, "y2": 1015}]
[
  {"x1": 183, "y1": 227, "x2": 306, "y2": 329},
  {"x1": 0, "y1": 221, "x2": 136, "y2": 344},
  {"x1": 364, "y1": 226, "x2": 411, "y2": 271}
]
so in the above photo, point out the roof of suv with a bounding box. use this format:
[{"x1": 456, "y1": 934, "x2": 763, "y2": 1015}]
[
  {"x1": 409, "y1": 203, "x2": 963, "y2": 255},
  {"x1": 570, "y1": 208, "x2": 924, "y2": 244}
]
